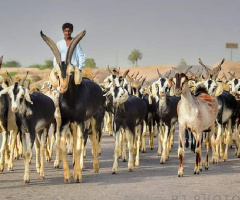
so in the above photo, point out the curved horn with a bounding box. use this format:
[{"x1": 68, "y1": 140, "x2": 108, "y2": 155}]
[
  {"x1": 6, "y1": 71, "x2": 14, "y2": 85},
  {"x1": 66, "y1": 30, "x2": 86, "y2": 64},
  {"x1": 165, "y1": 70, "x2": 171, "y2": 78},
  {"x1": 40, "y1": 31, "x2": 61, "y2": 66},
  {"x1": 212, "y1": 59, "x2": 224, "y2": 80},
  {"x1": 199, "y1": 58, "x2": 212, "y2": 79},
  {"x1": 172, "y1": 67, "x2": 179, "y2": 74},
  {"x1": 122, "y1": 69, "x2": 130, "y2": 78},
  {"x1": 0, "y1": 55, "x2": 3, "y2": 69},
  {"x1": 228, "y1": 71, "x2": 235, "y2": 80},
  {"x1": 131, "y1": 72, "x2": 135, "y2": 78},
  {"x1": 157, "y1": 69, "x2": 162, "y2": 78},
  {"x1": 182, "y1": 66, "x2": 193, "y2": 74},
  {"x1": 134, "y1": 71, "x2": 139, "y2": 79},
  {"x1": 107, "y1": 65, "x2": 113, "y2": 74},
  {"x1": 20, "y1": 71, "x2": 28, "y2": 86}
]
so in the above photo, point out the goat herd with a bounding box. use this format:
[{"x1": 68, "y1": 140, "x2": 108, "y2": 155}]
[{"x1": 0, "y1": 30, "x2": 240, "y2": 184}]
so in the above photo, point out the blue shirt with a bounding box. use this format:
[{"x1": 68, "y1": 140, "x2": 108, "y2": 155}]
[{"x1": 53, "y1": 39, "x2": 86, "y2": 69}]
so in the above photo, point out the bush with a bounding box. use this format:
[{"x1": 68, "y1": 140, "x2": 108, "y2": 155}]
[
  {"x1": 31, "y1": 75, "x2": 41, "y2": 82},
  {"x1": 2, "y1": 60, "x2": 21, "y2": 68},
  {"x1": 39, "y1": 65, "x2": 53, "y2": 70},
  {"x1": 28, "y1": 64, "x2": 41, "y2": 68}
]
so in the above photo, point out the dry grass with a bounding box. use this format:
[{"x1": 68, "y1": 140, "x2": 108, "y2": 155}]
[{"x1": 1, "y1": 60, "x2": 239, "y2": 91}]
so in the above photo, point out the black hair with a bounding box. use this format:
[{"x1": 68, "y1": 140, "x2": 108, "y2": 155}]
[{"x1": 62, "y1": 23, "x2": 73, "y2": 31}]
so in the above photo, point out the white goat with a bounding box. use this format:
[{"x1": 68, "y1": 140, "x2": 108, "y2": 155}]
[{"x1": 171, "y1": 66, "x2": 219, "y2": 176}]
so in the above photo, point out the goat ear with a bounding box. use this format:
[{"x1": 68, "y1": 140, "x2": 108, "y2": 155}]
[
  {"x1": 0, "y1": 87, "x2": 10, "y2": 97},
  {"x1": 49, "y1": 68, "x2": 59, "y2": 88},
  {"x1": 74, "y1": 67, "x2": 82, "y2": 85},
  {"x1": 215, "y1": 82, "x2": 223, "y2": 97},
  {"x1": 24, "y1": 89, "x2": 33, "y2": 104},
  {"x1": 169, "y1": 85, "x2": 175, "y2": 96}
]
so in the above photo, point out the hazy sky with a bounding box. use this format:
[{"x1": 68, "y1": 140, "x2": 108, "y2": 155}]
[{"x1": 1, "y1": 0, "x2": 240, "y2": 68}]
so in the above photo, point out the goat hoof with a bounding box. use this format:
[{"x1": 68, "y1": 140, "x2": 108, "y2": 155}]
[
  {"x1": 8, "y1": 167, "x2": 14, "y2": 171},
  {"x1": 54, "y1": 165, "x2": 59, "y2": 169},
  {"x1": 200, "y1": 168, "x2": 202, "y2": 172},
  {"x1": 237, "y1": 154, "x2": 240, "y2": 158},
  {"x1": 122, "y1": 159, "x2": 126, "y2": 162},
  {"x1": 112, "y1": 171, "x2": 116, "y2": 175},
  {"x1": 40, "y1": 176, "x2": 45, "y2": 180},
  {"x1": 205, "y1": 167, "x2": 209, "y2": 170},
  {"x1": 64, "y1": 178, "x2": 71, "y2": 183},
  {"x1": 128, "y1": 168, "x2": 134, "y2": 172},
  {"x1": 150, "y1": 147, "x2": 153, "y2": 150},
  {"x1": 24, "y1": 180, "x2": 30, "y2": 184}
]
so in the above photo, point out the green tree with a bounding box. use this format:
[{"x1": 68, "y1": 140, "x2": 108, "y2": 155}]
[
  {"x1": 2, "y1": 60, "x2": 21, "y2": 68},
  {"x1": 128, "y1": 49, "x2": 143, "y2": 67},
  {"x1": 85, "y1": 58, "x2": 96, "y2": 68},
  {"x1": 179, "y1": 58, "x2": 187, "y2": 66},
  {"x1": 39, "y1": 59, "x2": 53, "y2": 70}
]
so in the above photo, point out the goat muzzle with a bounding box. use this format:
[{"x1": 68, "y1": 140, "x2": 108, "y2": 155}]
[
  {"x1": 59, "y1": 85, "x2": 68, "y2": 93},
  {"x1": 11, "y1": 107, "x2": 18, "y2": 113}
]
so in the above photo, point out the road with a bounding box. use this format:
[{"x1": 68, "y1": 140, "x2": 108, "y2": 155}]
[{"x1": 0, "y1": 130, "x2": 240, "y2": 200}]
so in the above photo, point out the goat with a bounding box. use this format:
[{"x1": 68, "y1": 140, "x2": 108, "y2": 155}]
[
  {"x1": 109, "y1": 83, "x2": 147, "y2": 173},
  {"x1": 103, "y1": 67, "x2": 130, "y2": 136},
  {"x1": 0, "y1": 72, "x2": 55, "y2": 183},
  {"x1": 154, "y1": 69, "x2": 180, "y2": 163},
  {"x1": 0, "y1": 56, "x2": 19, "y2": 172},
  {"x1": 200, "y1": 58, "x2": 237, "y2": 163},
  {"x1": 228, "y1": 73, "x2": 240, "y2": 157},
  {"x1": 170, "y1": 66, "x2": 219, "y2": 176},
  {"x1": 41, "y1": 30, "x2": 104, "y2": 183},
  {"x1": 40, "y1": 81, "x2": 62, "y2": 165}
]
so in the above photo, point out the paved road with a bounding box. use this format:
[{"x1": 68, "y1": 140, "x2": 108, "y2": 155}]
[{"x1": 0, "y1": 130, "x2": 240, "y2": 200}]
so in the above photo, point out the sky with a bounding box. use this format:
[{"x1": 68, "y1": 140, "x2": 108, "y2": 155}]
[{"x1": 1, "y1": 0, "x2": 240, "y2": 68}]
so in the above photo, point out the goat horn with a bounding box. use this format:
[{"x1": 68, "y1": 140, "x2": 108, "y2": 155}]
[
  {"x1": 199, "y1": 58, "x2": 212, "y2": 79},
  {"x1": 157, "y1": 69, "x2": 162, "y2": 78},
  {"x1": 134, "y1": 71, "x2": 139, "y2": 79},
  {"x1": 228, "y1": 71, "x2": 235, "y2": 80},
  {"x1": 188, "y1": 70, "x2": 195, "y2": 76},
  {"x1": 20, "y1": 71, "x2": 29, "y2": 86},
  {"x1": 172, "y1": 67, "x2": 179, "y2": 74},
  {"x1": 165, "y1": 70, "x2": 171, "y2": 78},
  {"x1": 6, "y1": 71, "x2": 14, "y2": 85},
  {"x1": 66, "y1": 30, "x2": 86, "y2": 65},
  {"x1": 213, "y1": 59, "x2": 224, "y2": 74},
  {"x1": 123, "y1": 69, "x2": 130, "y2": 78},
  {"x1": 107, "y1": 65, "x2": 112, "y2": 74},
  {"x1": 27, "y1": 80, "x2": 31, "y2": 89},
  {"x1": 40, "y1": 31, "x2": 61, "y2": 66},
  {"x1": 0, "y1": 55, "x2": 3, "y2": 69},
  {"x1": 182, "y1": 66, "x2": 193, "y2": 74}
]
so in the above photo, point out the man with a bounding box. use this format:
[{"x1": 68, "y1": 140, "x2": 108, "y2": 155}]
[{"x1": 53, "y1": 22, "x2": 86, "y2": 70}]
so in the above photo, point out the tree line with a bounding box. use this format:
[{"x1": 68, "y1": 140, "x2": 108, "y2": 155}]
[{"x1": 2, "y1": 49, "x2": 187, "y2": 68}]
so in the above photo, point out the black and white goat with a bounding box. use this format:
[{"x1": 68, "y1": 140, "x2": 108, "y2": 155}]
[
  {"x1": 41, "y1": 30, "x2": 104, "y2": 183},
  {"x1": 0, "y1": 56, "x2": 19, "y2": 172},
  {"x1": 200, "y1": 58, "x2": 237, "y2": 163},
  {"x1": 0, "y1": 72, "x2": 55, "y2": 183},
  {"x1": 109, "y1": 83, "x2": 147, "y2": 173},
  {"x1": 153, "y1": 70, "x2": 180, "y2": 163},
  {"x1": 227, "y1": 73, "x2": 240, "y2": 157}
]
